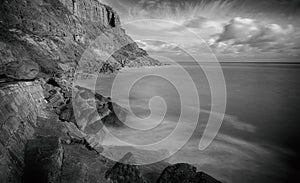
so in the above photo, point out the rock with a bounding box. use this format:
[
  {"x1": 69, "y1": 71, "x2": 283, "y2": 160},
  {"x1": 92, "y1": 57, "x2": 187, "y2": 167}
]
[
  {"x1": 157, "y1": 163, "x2": 221, "y2": 183},
  {"x1": 194, "y1": 172, "x2": 222, "y2": 183},
  {"x1": 3, "y1": 116, "x2": 20, "y2": 133},
  {"x1": 60, "y1": 143, "x2": 109, "y2": 183},
  {"x1": 63, "y1": 86, "x2": 127, "y2": 128},
  {"x1": 4, "y1": 60, "x2": 39, "y2": 80},
  {"x1": 105, "y1": 152, "x2": 147, "y2": 183},
  {"x1": 59, "y1": 102, "x2": 76, "y2": 122},
  {"x1": 157, "y1": 163, "x2": 197, "y2": 183},
  {"x1": 45, "y1": 86, "x2": 66, "y2": 109},
  {"x1": 23, "y1": 136, "x2": 64, "y2": 183}
]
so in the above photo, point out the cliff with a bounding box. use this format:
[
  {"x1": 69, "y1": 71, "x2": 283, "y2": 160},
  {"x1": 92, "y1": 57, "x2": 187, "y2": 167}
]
[{"x1": 0, "y1": 0, "x2": 160, "y2": 76}]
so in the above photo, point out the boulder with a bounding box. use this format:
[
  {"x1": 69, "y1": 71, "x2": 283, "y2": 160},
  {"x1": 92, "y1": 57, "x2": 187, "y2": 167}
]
[
  {"x1": 4, "y1": 60, "x2": 39, "y2": 80},
  {"x1": 105, "y1": 152, "x2": 147, "y2": 183},
  {"x1": 59, "y1": 143, "x2": 109, "y2": 183},
  {"x1": 157, "y1": 163, "x2": 221, "y2": 183}
]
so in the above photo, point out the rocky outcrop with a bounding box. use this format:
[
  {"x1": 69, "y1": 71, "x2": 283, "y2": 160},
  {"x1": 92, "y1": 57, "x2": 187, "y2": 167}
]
[
  {"x1": 105, "y1": 152, "x2": 147, "y2": 183},
  {"x1": 43, "y1": 79, "x2": 127, "y2": 151},
  {"x1": 157, "y1": 163, "x2": 221, "y2": 183},
  {"x1": 0, "y1": 0, "x2": 161, "y2": 76}
]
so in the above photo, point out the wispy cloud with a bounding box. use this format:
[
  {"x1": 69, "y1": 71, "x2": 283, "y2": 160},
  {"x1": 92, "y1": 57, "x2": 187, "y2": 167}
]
[
  {"x1": 184, "y1": 16, "x2": 223, "y2": 31},
  {"x1": 126, "y1": 0, "x2": 237, "y2": 20},
  {"x1": 136, "y1": 40, "x2": 182, "y2": 54}
]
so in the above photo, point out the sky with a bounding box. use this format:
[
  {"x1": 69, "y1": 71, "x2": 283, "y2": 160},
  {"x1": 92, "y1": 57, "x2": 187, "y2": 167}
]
[{"x1": 102, "y1": 0, "x2": 300, "y2": 62}]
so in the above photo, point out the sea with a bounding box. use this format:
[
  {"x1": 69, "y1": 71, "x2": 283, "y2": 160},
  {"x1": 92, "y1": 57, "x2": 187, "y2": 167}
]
[{"x1": 77, "y1": 62, "x2": 300, "y2": 183}]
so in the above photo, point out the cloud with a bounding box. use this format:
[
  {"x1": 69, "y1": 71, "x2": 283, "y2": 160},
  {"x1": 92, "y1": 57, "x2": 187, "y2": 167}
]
[
  {"x1": 136, "y1": 40, "x2": 183, "y2": 54},
  {"x1": 184, "y1": 15, "x2": 223, "y2": 31},
  {"x1": 209, "y1": 17, "x2": 297, "y2": 55},
  {"x1": 184, "y1": 16, "x2": 210, "y2": 28}
]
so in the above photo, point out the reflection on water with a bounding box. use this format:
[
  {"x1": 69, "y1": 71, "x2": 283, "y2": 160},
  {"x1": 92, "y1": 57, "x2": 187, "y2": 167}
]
[{"x1": 79, "y1": 63, "x2": 300, "y2": 183}]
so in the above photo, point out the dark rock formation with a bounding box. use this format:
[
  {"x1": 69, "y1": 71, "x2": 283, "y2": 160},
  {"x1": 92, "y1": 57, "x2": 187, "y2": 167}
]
[
  {"x1": 59, "y1": 143, "x2": 109, "y2": 183},
  {"x1": 105, "y1": 152, "x2": 147, "y2": 183},
  {"x1": 23, "y1": 136, "x2": 63, "y2": 183},
  {"x1": 157, "y1": 163, "x2": 221, "y2": 183}
]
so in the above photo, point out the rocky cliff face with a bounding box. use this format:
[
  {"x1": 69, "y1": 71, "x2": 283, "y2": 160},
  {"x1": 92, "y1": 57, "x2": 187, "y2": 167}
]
[
  {"x1": 0, "y1": 0, "x2": 160, "y2": 75},
  {"x1": 0, "y1": 81, "x2": 46, "y2": 182}
]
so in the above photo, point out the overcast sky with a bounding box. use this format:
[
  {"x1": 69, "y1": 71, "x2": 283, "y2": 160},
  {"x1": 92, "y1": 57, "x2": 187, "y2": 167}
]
[{"x1": 103, "y1": 0, "x2": 300, "y2": 62}]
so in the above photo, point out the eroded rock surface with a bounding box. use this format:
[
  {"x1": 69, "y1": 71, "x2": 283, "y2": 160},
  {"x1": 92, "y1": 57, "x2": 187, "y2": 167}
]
[{"x1": 4, "y1": 60, "x2": 40, "y2": 80}]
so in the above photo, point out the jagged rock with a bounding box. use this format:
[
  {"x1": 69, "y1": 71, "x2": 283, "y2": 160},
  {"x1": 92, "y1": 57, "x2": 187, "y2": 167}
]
[
  {"x1": 43, "y1": 82, "x2": 67, "y2": 110},
  {"x1": 23, "y1": 136, "x2": 64, "y2": 183},
  {"x1": 60, "y1": 143, "x2": 109, "y2": 183},
  {"x1": 4, "y1": 60, "x2": 39, "y2": 80},
  {"x1": 157, "y1": 163, "x2": 197, "y2": 183},
  {"x1": 59, "y1": 102, "x2": 76, "y2": 122},
  {"x1": 157, "y1": 163, "x2": 221, "y2": 183},
  {"x1": 60, "y1": 85, "x2": 127, "y2": 151},
  {"x1": 105, "y1": 152, "x2": 147, "y2": 183},
  {"x1": 61, "y1": 86, "x2": 127, "y2": 128}
]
